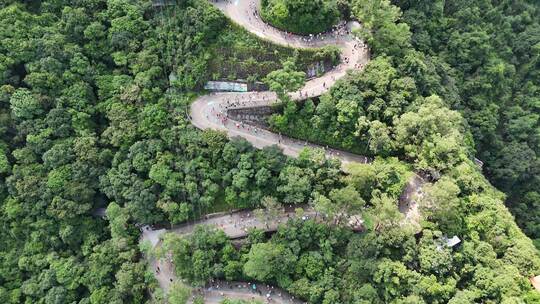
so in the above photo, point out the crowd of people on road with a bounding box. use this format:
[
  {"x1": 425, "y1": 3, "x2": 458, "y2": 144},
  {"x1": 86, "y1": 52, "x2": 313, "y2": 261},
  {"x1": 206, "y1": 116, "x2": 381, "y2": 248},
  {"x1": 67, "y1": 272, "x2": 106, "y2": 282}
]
[
  {"x1": 208, "y1": 210, "x2": 302, "y2": 235},
  {"x1": 202, "y1": 91, "x2": 370, "y2": 164},
  {"x1": 219, "y1": 211, "x2": 262, "y2": 233},
  {"x1": 208, "y1": 94, "x2": 266, "y2": 134},
  {"x1": 200, "y1": 279, "x2": 305, "y2": 304},
  {"x1": 211, "y1": 0, "x2": 367, "y2": 50}
]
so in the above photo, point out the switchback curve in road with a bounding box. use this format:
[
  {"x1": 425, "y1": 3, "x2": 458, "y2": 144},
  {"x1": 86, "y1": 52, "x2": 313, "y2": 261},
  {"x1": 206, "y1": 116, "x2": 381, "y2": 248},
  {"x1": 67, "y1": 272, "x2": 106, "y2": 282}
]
[
  {"x1": 191, "y1": 0, "x2": 426, "y2": 226},
  {"x1": 191, "y1": 0, "x2": 371, "y2": 167},
  {"x1": 142, "y1": 207, "x2": 316, "y2": 299}
]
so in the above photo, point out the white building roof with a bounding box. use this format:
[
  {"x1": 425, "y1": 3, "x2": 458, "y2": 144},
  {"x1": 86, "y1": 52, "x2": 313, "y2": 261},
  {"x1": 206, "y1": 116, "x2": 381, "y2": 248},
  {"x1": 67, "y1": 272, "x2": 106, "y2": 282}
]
[{"x1": 445, "y1": 236, "x2": 461, "y2": 247}]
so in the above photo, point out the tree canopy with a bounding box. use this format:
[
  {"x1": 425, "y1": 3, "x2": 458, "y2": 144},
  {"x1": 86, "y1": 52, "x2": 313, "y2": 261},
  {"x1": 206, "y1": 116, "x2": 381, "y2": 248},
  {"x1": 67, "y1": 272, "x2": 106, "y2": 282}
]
[
  {"x1": 1, "y1": 0, "x2": 540, "y2": 303},
  {"x1": 260, "y1": 0, "x2": 340, "y2": 34}
]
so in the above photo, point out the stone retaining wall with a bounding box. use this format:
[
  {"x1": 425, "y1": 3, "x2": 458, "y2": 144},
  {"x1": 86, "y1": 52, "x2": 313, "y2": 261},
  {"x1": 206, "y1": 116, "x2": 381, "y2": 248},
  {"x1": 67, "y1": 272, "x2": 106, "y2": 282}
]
[{"x1": 227, "y1": 106, "x2": 276, "y2": 128}]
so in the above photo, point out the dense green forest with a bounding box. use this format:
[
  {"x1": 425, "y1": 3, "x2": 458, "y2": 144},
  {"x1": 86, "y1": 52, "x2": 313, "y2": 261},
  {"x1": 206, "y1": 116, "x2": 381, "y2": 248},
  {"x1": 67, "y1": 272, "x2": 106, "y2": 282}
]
[
  {"x1": 164, "y1": 0, "x2": 540, "y2": 303},
  {"x1": 0, "y1": 0, "x2": 336, "y2": 302},
  {"x1": 269, "y1": 0, "x2": 540, "y2": 245},
  {"x1": 260, "y1": 0, "x2": 342, "y2": 34},
  {"x1": 393, "y1": 0, "x2": 540, "y2": 245},
  {"x1": 1, "y1": 0, "x2": 540, "y2": 303}
]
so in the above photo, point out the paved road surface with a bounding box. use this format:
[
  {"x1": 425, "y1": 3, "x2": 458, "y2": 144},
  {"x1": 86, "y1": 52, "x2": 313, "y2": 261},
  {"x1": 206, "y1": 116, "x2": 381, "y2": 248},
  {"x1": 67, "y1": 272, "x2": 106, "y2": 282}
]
[
  {"x1": 189, "y1": 280, "x2": 304, "y2": 304},
  {"x1": 141, "y1": 208, "x2": 316, "y2": 247}
]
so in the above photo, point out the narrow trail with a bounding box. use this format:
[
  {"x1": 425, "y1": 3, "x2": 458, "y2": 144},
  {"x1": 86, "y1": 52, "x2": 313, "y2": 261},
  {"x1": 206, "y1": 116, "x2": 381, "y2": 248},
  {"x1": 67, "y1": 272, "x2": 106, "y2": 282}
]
[{"x1": 143, "y1": 0, "x2": 426, "y2": 301}]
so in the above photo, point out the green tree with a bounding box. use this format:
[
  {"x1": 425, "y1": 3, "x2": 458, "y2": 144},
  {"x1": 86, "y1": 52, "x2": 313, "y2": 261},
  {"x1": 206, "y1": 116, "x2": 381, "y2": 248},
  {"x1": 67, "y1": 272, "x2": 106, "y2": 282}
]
[
  {"x1": 254, "y1": 196, "x2": 283, "y2": 223},
  {"x1": 313, "y1": 185, "x2": 365, "y2": 225},
  {"x1": 167, "y1": 282, "x2": 192, "y2": 304},
  {"x1": 394, "y1": 95, "x2": 471, "y2": 173},
  {"x1": 277, "y1": 166, "x2": 313, "y2": 204},
  {"x1": 420, "y1": 177, "x2": 463, "y2": 234},
  {"x1": 9, "y1": 88, "x2": 43, "y2": 119},
  {"x1": 261, "y1": 0, "x2": 340, "y2": 34},
  {"x1": 352, "y1": 0, "x2": 411, "y2": 56},
  {"x1": 243, "y1": 242, "x2": 297, "y2": 286},
  {"x1": 368, "y1": 194, "x2": 403, "y2": 232},
  {"x1": 162, "y1": 226, "x2": 233, "y2": 285},
  {"x1": 264, "y1": 59, "x2": 306, "y2": 99}
]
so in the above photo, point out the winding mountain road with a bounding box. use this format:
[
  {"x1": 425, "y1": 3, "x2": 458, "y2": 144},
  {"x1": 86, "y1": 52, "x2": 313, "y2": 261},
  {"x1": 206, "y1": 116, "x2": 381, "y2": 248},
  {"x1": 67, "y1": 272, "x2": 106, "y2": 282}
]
[
  {"x1": 142, "y1": 208, "x2": 316, "y2": 301},
  {"x1": 192, "y1": 0, "x2": 370, "y2": 167},
  {"x1": 143, "y1": 0, "x2": 425, "y2": 302}
]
